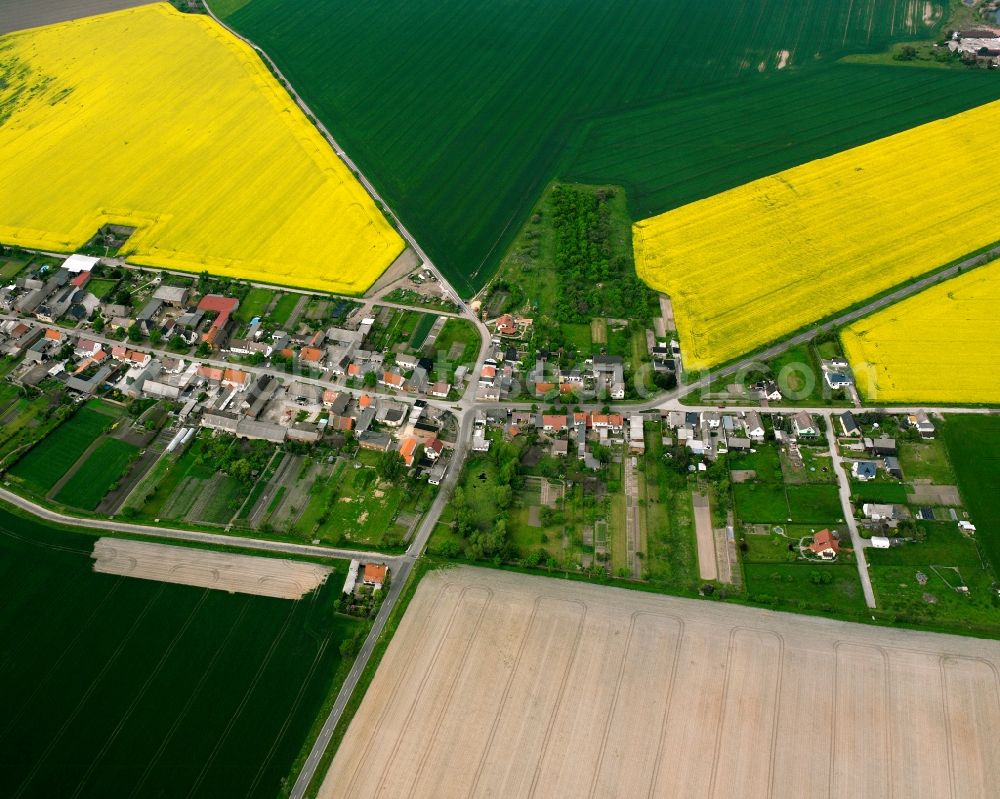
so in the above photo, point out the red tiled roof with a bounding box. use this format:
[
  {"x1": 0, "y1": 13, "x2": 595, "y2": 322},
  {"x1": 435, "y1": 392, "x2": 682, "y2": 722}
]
[
  {"x1": 809, "y1": 529, "x2": 840, "y2": 554},
  {"x1": 363, "y1": 563, "x2": 387, "y2": 585},
  {"x1": 399, "y1": 437, "x2": 418, "y2": 466}
]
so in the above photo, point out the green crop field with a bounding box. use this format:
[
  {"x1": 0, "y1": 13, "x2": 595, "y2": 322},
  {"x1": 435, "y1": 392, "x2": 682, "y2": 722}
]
[
  {"x1": 409, "y1": 312, "x2": 436, "y2": 350},
  {"x1": 0, "y1": 508, "x2": 364, "y2": 798},
  {"x1": 54, "y1": 437, "x2": 138, "y2": 510},
  {"x1": 565, "y1": 66, "x2": 1000, "y2": 221},
  {"x1": 9, "y1": 402, "x2": 120, "y2": 494},
  {"x1": 943, "y1": 415, "x2": 1000, "y2": 574},
  {"x1": 215, "y1": 0, "x2": 996, "y2": 293}
]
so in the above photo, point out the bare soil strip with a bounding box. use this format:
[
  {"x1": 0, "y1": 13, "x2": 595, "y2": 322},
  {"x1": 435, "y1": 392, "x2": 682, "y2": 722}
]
[
  {"x1": 322, "y1": 566, "x2": 1000, "y2": 798},
  {"x1": 692, "y1": 492, "x2": 718, "y2": 581},
  {"x1": 91, "y1": 537, "x2": 330, "y2": 599},
  {"x1": 0, "y1": 0, "x2": 149, "y2": 35}
]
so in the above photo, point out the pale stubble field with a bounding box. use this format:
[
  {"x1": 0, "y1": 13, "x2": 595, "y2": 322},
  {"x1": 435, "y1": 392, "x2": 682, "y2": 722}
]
[{"x1": 323, "y1": 565, "x2": 1000, "y2": 798}]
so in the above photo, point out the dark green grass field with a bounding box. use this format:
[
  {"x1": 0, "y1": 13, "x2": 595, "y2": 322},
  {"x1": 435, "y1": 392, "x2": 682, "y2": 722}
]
[
  {"x1": 943, "y1": 415, "x2": 1000, "y2": 574},
  {"x1": 734, "y1": 481, "x2": 842, "y2": 524},
  {"x1": 216, "y1": 0, "x2": 1000, "y2": 293},
  {"x1": 566, "y1": 65, "x2": 1000, "y2": 220},
  {"x1": 0, "y1": 507, "x2": 363, "y2": 799},
  {"x1": 8, "y1": 403, "x2": 119, "y2": 494},
  {"x1": 54, "y1": 438, "x2": 138, "y2": 510}
]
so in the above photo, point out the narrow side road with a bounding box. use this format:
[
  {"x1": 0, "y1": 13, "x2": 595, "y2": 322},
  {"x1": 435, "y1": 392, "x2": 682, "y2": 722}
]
[
  {"x1": 0, "y1": 486, "x2": 403, "y2": 566},
  {"x1": 823, "y1": 413, "x2": 877, "y2": 609}
]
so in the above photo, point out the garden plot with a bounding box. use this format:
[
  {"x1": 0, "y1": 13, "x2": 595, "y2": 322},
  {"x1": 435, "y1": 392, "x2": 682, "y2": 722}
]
[{"x1": 323, "y1": 566, "x2": 1000, "y2": 798}]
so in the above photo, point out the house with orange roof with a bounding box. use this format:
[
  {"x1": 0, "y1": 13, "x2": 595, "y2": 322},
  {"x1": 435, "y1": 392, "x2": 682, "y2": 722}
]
[
  {"x1": 534, "y1": 382, "x2": 555, "y2": 395},
  {"x1": 399, "y1": 437, "x2": 419, "y2": 467},
  {"x1": 809, "y1": 530, "x2": 840, "y2": 560},
  {"x1": 299, "y1": 346, "x2": 324, "y2": 365},
  {"x1": 197, "y1": 365, "x2": 224, "y2": 382},
  {"x1": 120, "y1": 349, "x2": 151, "y2": 368},
  {"x1": 479, "y1": 364, "x2": 497, "y2": 385},
  {"x1": 222, "y1": 368, "x2": 251, "y2": 389},
  {"x1": 359, "y1": 394, "x2": 373, "y2": 409},
  {"x1": 329, "y1": 414, "x2": 354, "y2": 432},
  {"x1": 197, "y1": 294, "x2": 239, "y2": 346},
  {"x1": 542, "y1": 414, "x2": 568, "y2": 432},
  {"x1": 43, "y1": 328, "x2": 64, "y2": 342},
  {"x1": 380, "y1": 371, "x2": 405, "y2": 389},
  {"x1": 361, "y1": 563, "x2": 388, "y2": 588},
  {"x1": 495, "y1": 314, "x2": 518, "y2": 336}
]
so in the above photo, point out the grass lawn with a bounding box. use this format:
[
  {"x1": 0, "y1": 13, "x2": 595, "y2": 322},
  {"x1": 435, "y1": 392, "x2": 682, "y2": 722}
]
[
  {"x1": 898, "y1": 438, "x2": 956, "y2": 484},
  {"x1": 268, "y1": 292, "x2": 300, "y2": 327},
  {"x1": 191, "y1": 474, "x2": 245, "y2": 524},
  {"x1": 315, "y1": 464, "x2": 430, "y2": 549},
  {"x1": 54, "y1": 437, "x2": 138, "y2": 510},
  {"x1": 867, "y1": 521, "x2": 1000, "y2": 636},
  {"x1": 236, "y1": 286, "x2": 273, "y2": 322},
  {"x1": 850, "y1": 480, "x2": 909, "y2": 505},
  {"x1": 560, "y1": 322, "x2": 592, "y2": 355},
  {"x1": 743, "y1": 562, "x2": 866, "y2": 616},
  {"x1": 9, "y1": 402, "x2": 120, "y2": 494},
  {"x1": 455, "y1": 455, "x2": 501, "y2": 532},
  {"x1": 85, "y1": 278, "x2": 118, "y2": 299},
  {"x1": 367, "y1": 308, "x2": 425, "y2": 352},
  {"x1": 0, "y1": 507, "x2": 366, "y2": 799},
  {"x1": 729, "y1": 445, "x2": 781, "y2": 483},
  {"x1": 425, "y1": 318, "x2": 481, "y2": 373},
  {"x1": 742, "y1": 533, "x2": 799, "y2": 563},
  {"x1": 768, "y1": 344, "x2": 826, "y2": 403},
  {"x1": 942, "y1": 415, "x2": 1000, "y2": 574},
  {"x1": 734, "y1": 482, "x2": 842, "y2": 524}
]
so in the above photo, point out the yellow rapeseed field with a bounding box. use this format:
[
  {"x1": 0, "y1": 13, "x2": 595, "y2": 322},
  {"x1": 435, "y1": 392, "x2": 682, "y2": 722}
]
[
  {"x1": 0, "y1": 3, "x2": 403, "y2": 294},
  {"x1": 842, "y1": 260, "x2": 1000, "y2": 404},
  {"x1": 633, "y1": 98, "x2": 1000, "y2": 371}
]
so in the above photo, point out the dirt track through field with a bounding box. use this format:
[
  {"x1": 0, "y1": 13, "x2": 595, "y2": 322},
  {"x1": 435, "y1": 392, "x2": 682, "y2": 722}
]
[
  {"x1": 0, "y1": 0, "x2": 149, "y2": 34},
  {"x1": 91, "y1": 537, "x2": 330, "y2": 599},
  {"x1": 322, "y1": 566, "x2": 1000, "y2": 798}
]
